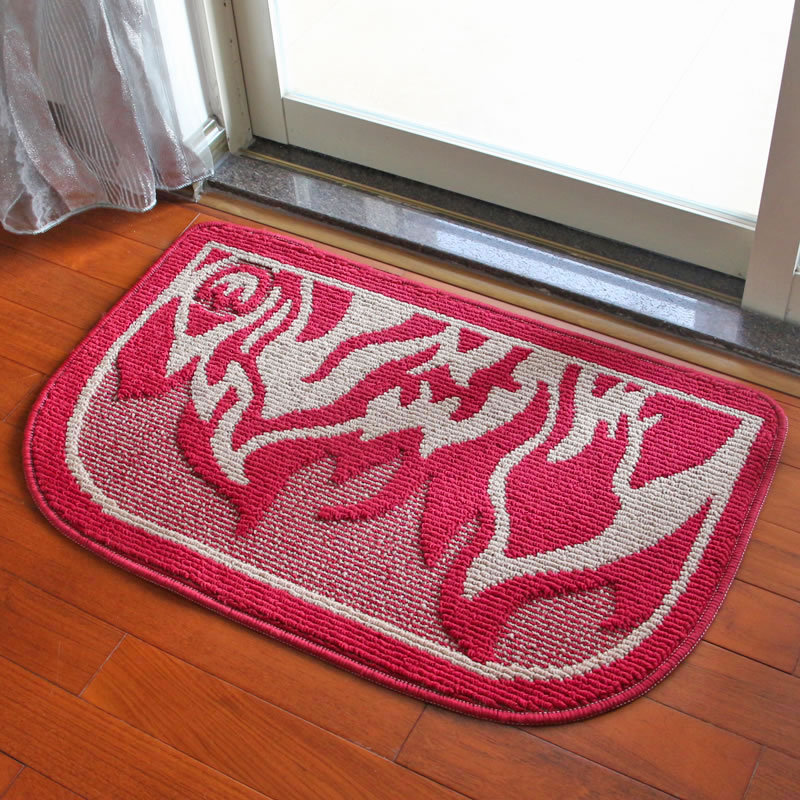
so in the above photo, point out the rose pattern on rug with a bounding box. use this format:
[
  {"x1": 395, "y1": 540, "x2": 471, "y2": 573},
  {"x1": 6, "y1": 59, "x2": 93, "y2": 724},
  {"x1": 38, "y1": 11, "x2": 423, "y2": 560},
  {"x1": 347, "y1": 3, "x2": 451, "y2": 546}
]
[{"x1": 26, "y1": 223, "x2": 786, "y2": 723}]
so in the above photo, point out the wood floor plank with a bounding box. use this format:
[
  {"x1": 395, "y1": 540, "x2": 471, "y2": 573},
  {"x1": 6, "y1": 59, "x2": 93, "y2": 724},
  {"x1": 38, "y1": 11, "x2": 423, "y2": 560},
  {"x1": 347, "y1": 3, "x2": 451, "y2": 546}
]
[
  {"x1": 79, "y1": 203, "x2": 199, "y2": 250},
  {"x1": 745, "y1": 749, "x2": 800, "y2": 800},
  {"x1": 83, "y1": 637, "x2": 460, "y2": 800},
  {"x1": 759, "y1": 463, "x2": 800, "y2": 532},
  {"x1": 0, "y1": 357, "x2": 43, "y2": 422},
  {"x1": 0, "y1": 498, "x2": 423, "y2": 760},
  {"x1": 397, "y1": 706, "x2": 669, "y2": 800},
  {"x1": 703, "y1": 581, "x2": 800, "y2": 672},
  {"x1": 0, "y1": 245, "x2": 124, "y2": 330},
  {"x1": 0, "y1": 221, "x2": 161, "y2": 288},
  {"x1": 0, "y1": 297, "x2": 85, "y2": 375},
  {"x1": 0, "y1": 655, "x2": 268, "y2": 800},
  {"x1": 4, "y1": 769, "x2": 84, "y2": 800},
  {"x1": 531, "y1": 696, "x2": 760, "y2": 800},
  {"x1": 0, "y1": 423, "x2": 31, "y2": 506},
  {"x1": 0, "y1": 752, "x2": 22, "y2": 795},
  {"x1": 3, "y1": 381, "x2": 43, "y2": 430},
  {"x1": 780, "y1": 404, "x2": 799, "y2": 468},
  {"x1": 0, "y1": 569, "x2": 122, "y2": 695},
  {"x1": 189, "y1": 209, "x2": 262, "y2": 229},
  {"x1": 649, "y1": 642, "x2": 800, "y2": 758},
  {"x1": 758, "y1": 385, "x2": 800, "y2": 411},
  {"x1": 740, "y1": 521, "x2": 800, "y2": 602}
]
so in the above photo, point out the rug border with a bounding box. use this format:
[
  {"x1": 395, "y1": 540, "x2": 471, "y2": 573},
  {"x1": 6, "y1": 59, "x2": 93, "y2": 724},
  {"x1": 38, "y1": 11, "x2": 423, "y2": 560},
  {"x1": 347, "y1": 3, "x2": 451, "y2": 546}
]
[{"x1": 22, "y1": 220, "x2": 789, "y2": 725}]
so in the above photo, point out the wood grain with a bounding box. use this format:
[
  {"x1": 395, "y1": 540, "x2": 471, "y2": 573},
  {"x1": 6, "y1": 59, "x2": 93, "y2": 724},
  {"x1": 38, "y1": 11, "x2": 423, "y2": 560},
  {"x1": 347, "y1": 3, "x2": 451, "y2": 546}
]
[
  {"x1": 83, "y1": 637, "x2": 459, "y2": 800},
  {"x1": 397, "y1": 706, "x2": 668, "y2": 799},
  {"x1": 703, "y1": 581, "x2": 800, "y2": 671},
  {"x1": 649, "y1": 642, "x2": 800, "y2": 757},
  {"x1": 4, "y1": 769, "x2": 84, "y2": 800},
  {"x1": 0, "y1": 297, "x2": 85, "y2": 375},
  {"x1": 531, "y1": 696, "x2": 760, "y2": 800},
  {"x1": 0, "y1": 423, "x2": 31, "y2": 506},
  {"x1": 760, "y1": 385, "x2": 800, "y2": 411},
  {"x1": 739, "y1": 521, "x2": 800, "y2": 602},
  {"x1": 745, "y1": 749, "x2": 800, "y2": 800},
  {"x1": 0, "y1": 752, "x2": 22, "y2": 795},
  {"x1": 0, "y1": 569, "x2": 122, "y2": 694},
  {"x1": 0, "y1": 357, "x2": 43, "y2": 422},
  {"x1": 0, "y1": 221, "x2": 161, "y2": 288},
  {"x1": 0, "y1": 245, "x2": 124, "y2": 330},
  {"x1": 79, "y1": 203, "x2": 199, "y2": 249},
  {"x1": 781, "y1": 403, "x2": 800, "y2": 468},
  {"x1": 3, "y1": 381, "x2": 44, "y2": 431},
  {"x1": 0, "y1": 655, "x2": 269, "y2": 800},
  {"x1": 760, "y1": 464, "x2": 800, "y2": 531},
  {"x1": 0, "y1": 498, "x2": 422, "y2": 761}
]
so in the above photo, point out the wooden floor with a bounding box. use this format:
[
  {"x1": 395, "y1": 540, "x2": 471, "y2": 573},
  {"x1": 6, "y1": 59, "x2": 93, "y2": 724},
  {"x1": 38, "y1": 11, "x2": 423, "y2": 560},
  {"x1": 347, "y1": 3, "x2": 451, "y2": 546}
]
[{"x1": 0, "y1": 199, "x2": 799, "y2": 800}]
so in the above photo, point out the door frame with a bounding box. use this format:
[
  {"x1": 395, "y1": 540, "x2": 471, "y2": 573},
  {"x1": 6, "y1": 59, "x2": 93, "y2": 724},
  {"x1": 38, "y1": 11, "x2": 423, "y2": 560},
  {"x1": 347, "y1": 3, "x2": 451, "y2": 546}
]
[
  {"x1": 221, "y1": 0, "x2": 799, "y2": 319},
  {"x1": 741, "y1": 0, "x2": 800, "y2": 323}
]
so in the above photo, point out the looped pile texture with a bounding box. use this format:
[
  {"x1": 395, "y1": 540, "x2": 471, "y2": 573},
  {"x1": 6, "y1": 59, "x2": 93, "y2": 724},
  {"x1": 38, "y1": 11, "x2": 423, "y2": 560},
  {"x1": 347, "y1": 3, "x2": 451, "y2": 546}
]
[{"x1": 24, "y1": 222, "x2": 786, "y2": 723}]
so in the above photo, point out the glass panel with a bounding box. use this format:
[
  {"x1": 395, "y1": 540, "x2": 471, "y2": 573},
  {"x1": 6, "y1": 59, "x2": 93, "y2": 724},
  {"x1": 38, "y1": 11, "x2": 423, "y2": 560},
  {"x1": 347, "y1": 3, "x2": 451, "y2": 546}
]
[{"x1": 273, "y1": 0, "x2": 793, "y2": 219}]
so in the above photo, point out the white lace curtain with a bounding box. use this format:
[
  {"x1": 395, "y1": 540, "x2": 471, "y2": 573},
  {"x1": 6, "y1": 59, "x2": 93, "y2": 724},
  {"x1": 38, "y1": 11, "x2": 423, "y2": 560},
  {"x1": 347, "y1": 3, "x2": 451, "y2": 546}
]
[{"x1": 0, "y1": 0, "x2": 212, "y2": 234}]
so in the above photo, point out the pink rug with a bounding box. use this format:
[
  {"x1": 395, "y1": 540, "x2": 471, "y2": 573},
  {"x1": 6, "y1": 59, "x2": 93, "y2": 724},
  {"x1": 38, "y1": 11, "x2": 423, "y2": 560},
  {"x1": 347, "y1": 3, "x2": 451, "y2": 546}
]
[{"x1": 25, "y1": 222, "x2": 786, "y2": 723}]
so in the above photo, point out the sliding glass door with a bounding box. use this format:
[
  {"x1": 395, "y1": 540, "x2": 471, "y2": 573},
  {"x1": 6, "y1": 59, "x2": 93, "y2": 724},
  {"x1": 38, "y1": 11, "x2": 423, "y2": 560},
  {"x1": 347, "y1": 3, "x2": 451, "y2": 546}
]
[{"x1": 227, "y1": 0, "x2": 800, "y2": 318}]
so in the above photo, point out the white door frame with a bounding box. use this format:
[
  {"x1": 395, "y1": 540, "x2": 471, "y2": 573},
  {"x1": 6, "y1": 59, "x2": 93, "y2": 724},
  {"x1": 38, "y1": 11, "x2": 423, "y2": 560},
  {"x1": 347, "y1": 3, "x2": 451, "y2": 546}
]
[
  {"x1": 742, "y1": 0, "x2": 800, "y2": 323},
  {"x1": 186, "y1": 0, "x2": 254, "y2": 153},
  {"x1": 224, "y1": 0, "x2": 799, "y2": 319}
]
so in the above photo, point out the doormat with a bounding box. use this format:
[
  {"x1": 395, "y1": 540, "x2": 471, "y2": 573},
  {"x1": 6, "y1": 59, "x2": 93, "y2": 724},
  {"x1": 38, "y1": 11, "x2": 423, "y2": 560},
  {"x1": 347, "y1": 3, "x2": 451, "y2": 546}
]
[{"x1": 24, "y1": 222, "x2": 786, "y2": 724}]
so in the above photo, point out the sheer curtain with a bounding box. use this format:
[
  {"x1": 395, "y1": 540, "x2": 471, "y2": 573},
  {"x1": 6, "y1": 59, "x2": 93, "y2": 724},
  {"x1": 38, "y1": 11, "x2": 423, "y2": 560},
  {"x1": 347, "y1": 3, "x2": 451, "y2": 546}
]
[{"x1": 0, "y1": 0, "x2": 212, "y2": 234}]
